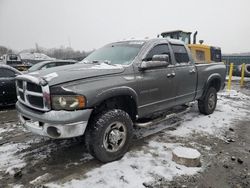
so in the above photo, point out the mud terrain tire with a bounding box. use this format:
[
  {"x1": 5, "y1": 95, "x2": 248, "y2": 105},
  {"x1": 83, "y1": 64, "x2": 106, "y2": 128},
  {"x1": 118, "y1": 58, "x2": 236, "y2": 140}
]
[
  {"x1": 85, "y1": 109, "x2": 133, "y2": 162},
  {"x1": 198, "y1": 87, "x2": 217, "y2": 115}
]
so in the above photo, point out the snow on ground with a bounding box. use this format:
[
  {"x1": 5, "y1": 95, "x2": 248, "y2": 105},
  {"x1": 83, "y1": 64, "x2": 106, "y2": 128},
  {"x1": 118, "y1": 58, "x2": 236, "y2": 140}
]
[
  {"x1": 0, "y1": 128, "x2": 46, "y2": 175},
  {"x1": 46, "y1": 90, "x2": 250, "y2": 188},
  {"x1": 172, "y1": 147, "x2": 201, "y2": 159},
  {"x1": 169, "y1": 90, "x2": 249, "y2": 138},
  {"x1": 0, "y1": 125, "x2": 26, "y2": 172},
  {"x1": 0, "y1": 143, "x2": 28, "y2": 172},
  {"x1": 30, "y1": 173, "x2": 51, "y2": 185},
  {"x1": 0, "y1": 123, "x2": 14, "y2": 134},
  {"x1": 0, "y1": 128, "x2": 7, "y2": 134},
  {"x1": 47, "y1": 142, "x2": 200, "y2": 188}
]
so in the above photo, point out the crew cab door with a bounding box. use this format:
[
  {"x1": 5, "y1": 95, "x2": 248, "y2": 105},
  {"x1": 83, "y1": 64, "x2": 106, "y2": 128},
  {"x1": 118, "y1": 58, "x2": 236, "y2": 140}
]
[
  {"x1": 170, "y1": 44, "x2": 197, "y2": 105},
  {"x1": 136, "y1": 44, "x2": 176, "y2": 117}
]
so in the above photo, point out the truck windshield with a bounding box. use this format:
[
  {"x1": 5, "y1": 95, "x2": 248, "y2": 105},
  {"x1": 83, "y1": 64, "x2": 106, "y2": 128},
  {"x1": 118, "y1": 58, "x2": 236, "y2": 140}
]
[{"x1": 83, "y1": 42, "x2": 144, "y2": 65}]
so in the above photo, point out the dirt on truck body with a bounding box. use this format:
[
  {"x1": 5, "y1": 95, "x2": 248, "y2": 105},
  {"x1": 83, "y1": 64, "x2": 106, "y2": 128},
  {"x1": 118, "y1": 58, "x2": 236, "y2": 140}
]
[{"x1": 16, "y1": 38, "x2": 226, "y2": 162}]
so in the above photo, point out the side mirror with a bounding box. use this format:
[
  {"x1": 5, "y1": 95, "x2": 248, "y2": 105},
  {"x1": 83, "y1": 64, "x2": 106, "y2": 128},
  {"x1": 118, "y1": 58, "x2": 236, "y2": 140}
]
[
  {"x1": 152, "y1": 54, "x2": 169, "y2": 62},
  {"x1": 139, "y1": 54, "x2": 169, "y2": 71},
  {"x1": 139, "y1": 60, "x2": 169, "y2": 71}
]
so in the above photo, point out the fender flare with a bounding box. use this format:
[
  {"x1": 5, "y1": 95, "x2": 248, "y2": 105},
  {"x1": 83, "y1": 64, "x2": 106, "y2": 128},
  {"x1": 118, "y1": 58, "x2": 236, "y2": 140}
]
[
  {"x1": 92, "y1": 86, "x2": 138, "y2": 107},
  {"x1": 201, "y1": 73, "x2": 222, "y2": 99}
]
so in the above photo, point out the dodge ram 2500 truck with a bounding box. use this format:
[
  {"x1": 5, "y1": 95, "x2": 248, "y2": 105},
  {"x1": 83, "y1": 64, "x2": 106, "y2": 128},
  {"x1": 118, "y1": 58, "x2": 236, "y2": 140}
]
[{"x1": 16, "y1": 38, "x2": 226, "y2": 162}]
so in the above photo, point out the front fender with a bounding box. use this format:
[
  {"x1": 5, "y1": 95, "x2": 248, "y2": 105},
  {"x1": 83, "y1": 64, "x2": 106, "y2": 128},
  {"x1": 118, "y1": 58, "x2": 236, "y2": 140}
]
[{"x1": 93, "y1": 86, "x2": 138, "y2": 107}]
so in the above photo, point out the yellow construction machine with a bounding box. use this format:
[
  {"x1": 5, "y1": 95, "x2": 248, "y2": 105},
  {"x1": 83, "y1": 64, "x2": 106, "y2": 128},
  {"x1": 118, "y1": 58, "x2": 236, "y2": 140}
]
[{"x1": 160, "y1": 30, "x2": 222, "y2": 63}]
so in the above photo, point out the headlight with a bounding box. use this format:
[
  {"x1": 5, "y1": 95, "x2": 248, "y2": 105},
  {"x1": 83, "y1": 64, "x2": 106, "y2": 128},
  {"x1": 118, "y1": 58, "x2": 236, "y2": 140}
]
[{"x1": 51, "y1": 95, "x2": 86, "y2": 110}]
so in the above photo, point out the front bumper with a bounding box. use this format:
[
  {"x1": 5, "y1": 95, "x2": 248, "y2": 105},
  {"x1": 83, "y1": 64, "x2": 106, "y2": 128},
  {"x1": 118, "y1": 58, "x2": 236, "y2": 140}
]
[{"x1": 16, "y1": 101, "x2": 92, "y2": 139}]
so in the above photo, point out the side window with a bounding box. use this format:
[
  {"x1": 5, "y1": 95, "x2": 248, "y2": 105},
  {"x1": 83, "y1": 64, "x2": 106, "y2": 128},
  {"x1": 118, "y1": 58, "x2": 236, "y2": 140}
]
[
  {"x1": 171, "y1": 45, "x2": 190, "y2": 63},
  {"x1": 196, "y1": 50, "x2": 205, "y2": 62},
  {"x1": 0, "y1": 69, "x2": 15, "y2": 77},
  {"x1": 145, "y1": 44, "x2": 171, "y2": 62}
]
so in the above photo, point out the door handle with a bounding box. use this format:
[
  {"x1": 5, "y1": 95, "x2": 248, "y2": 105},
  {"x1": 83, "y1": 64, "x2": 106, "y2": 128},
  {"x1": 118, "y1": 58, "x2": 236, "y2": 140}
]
[
  {"x1": 167, "y1": 72, "x2": 175, "y2": 78},
  {"x1": 189, "y1": 68, "x2": 196, "y2": 74}
]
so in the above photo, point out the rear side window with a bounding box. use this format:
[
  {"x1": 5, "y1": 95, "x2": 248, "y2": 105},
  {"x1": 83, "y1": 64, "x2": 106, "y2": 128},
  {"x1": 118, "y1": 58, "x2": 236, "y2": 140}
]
[
  {"x1": 0, "y1": 68, "x2": 16, "y2": 77},
  {"x1": 145, "y1": 44, "x2": 171, "y2": 62},
  {"x1": 171, "y1": 45, "x2": 190, "y2": 63}
]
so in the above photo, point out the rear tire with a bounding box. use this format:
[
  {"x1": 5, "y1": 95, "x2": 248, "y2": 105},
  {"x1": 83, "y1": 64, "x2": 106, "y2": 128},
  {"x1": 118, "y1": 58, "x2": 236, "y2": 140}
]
[
  {"x1": 85, "y1": 109, "x2": 133, "y2": 163},
  {"x1": 198, "y1": 87, "x2": 217, "y2": 115}
]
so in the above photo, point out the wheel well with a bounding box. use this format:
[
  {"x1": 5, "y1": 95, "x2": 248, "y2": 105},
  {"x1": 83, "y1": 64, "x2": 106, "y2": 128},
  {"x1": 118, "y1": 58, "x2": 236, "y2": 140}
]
[
  {"x1": 90, "y1": 95, "x2": 137, "y2": 122},
  {"x1": 208, "y1": 78, "x2": 221, "y2": 92}
]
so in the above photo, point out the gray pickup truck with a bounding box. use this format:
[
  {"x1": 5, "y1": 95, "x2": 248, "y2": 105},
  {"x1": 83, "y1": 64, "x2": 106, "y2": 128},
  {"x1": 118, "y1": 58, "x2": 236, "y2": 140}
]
[{"x1": 16, "y1": 38, "x2": 226, "y2": 162}]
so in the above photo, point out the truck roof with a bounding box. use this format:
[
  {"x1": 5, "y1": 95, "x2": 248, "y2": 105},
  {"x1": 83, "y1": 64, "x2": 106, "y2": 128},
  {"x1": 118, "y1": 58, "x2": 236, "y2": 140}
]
[{"x1": 111, "y1": 38, "x2": 185, "y2": 46}]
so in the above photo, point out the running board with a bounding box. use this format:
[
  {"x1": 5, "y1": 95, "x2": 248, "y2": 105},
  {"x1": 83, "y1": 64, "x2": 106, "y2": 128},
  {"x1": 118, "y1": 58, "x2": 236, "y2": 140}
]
[
  {"x1": 135, "y1": 106, "x2": 190, "y2": 128},
  {"x1": 134, "y1": 117, "x2": 183, "y2": 139}
]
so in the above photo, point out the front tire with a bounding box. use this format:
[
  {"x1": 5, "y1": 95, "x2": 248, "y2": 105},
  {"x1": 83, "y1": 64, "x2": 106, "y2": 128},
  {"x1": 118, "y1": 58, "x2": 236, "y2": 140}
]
[
  {"x1": 198, "y1": 87, "x2": 217, "y2": 115},
  {"x1": 85, "y1": 109, "x2": 133, "y2": 163}
]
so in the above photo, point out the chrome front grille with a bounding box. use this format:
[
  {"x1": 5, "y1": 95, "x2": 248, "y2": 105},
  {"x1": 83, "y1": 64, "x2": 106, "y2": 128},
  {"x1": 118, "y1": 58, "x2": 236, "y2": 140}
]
[{"x1": 16, "y1": 77, "x2": 50, "y2": 111}]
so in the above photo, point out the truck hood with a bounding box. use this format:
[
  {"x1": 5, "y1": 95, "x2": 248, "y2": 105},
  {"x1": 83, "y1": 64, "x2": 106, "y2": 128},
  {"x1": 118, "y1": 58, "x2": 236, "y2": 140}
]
[{"x1": 26, "y1": 63, "x2": 125, "y2": 86}]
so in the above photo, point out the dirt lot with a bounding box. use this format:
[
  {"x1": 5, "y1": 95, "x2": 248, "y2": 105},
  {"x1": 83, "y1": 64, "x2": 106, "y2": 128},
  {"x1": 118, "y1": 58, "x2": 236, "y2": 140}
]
[{"x1": 0, "y1": 81, "x2": 249, "y2": 188}]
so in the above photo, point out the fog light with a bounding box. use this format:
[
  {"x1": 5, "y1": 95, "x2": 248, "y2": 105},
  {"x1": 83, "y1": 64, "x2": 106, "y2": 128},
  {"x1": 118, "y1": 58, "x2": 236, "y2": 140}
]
[{"x1": 47, "y1": 126, "x2": 61, "y2": 138}]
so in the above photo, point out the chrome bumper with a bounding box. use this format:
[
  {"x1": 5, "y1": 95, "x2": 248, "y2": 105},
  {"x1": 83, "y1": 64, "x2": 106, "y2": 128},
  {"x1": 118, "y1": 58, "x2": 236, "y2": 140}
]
[{"x1": 16, "y1": 101, "x2": 92, "y2": 139}]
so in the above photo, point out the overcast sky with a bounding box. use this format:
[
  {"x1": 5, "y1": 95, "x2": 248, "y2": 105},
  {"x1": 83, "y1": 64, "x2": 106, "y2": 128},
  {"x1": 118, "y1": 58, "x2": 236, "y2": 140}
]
[{"x1": 0, "y1": 0, "x2": 249, "y2": 53}]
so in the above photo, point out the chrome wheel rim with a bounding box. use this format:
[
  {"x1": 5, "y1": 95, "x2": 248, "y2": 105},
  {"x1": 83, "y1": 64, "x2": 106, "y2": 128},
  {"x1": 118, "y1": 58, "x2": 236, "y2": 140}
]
[
  {"x1": 103, "y1": 122, "x2": 127, "y2": 152},
  {"x1": 208, "y1": 93, "x2": 216, "y2": 110}
]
